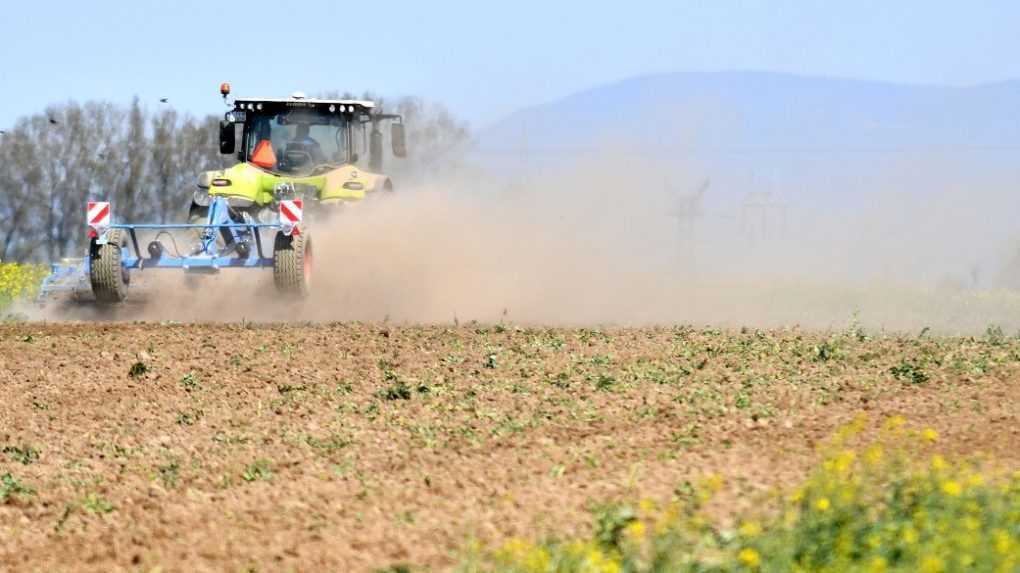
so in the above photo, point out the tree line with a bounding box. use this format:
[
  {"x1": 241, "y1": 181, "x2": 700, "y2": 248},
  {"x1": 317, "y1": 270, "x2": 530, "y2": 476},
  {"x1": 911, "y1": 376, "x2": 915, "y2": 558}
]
[{"x1": 0, "y1": 94, "x2": 469, "y2": 262}]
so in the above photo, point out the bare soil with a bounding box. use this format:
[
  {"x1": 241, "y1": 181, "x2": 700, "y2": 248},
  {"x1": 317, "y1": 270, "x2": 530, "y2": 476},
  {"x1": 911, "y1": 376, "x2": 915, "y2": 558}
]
[{"x1": 1, "y1": 322, "x2": 1018, "y2": 572}]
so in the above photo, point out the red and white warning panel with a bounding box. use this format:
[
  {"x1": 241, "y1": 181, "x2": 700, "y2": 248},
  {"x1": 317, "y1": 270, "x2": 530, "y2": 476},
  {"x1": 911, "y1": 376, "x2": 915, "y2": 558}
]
[
  {"x1": 279, "y1": 199, "x2": 303, "y2": 235},
  {"x1": 87, "y1": 201, "x2": 111, "y2": 237}
]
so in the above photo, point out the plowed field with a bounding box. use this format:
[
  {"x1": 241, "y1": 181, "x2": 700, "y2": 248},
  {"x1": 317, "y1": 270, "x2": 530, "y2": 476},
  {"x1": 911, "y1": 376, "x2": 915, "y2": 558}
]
[{"x1": 1, "y1": 322, "x2": 1018, "y2": 572}]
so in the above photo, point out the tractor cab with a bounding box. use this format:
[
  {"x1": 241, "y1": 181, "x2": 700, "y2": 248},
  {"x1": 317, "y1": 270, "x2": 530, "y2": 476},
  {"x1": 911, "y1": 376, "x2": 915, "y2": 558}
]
[
  {"x1": 199, "y1": 85, "x2": 406, "y2": 212},
  {"x1": 221, "y1": 88, "x2": 403, "y2": 174},
  {"x1": 221, "y1": 93, "x2": 405, "y2": 176}
]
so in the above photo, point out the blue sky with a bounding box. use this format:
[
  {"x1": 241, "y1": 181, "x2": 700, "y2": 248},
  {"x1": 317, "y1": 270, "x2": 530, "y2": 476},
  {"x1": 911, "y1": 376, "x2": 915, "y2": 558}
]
[{"x1": 2, "y1": 1, "x2": 1018, "y2": 130}]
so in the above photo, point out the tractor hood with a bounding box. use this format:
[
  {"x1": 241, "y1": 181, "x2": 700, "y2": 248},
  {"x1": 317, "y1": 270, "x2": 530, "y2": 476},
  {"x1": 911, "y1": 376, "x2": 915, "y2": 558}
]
[{"x1": 198, "y1": 162, "x2": 389, "y2": 205}]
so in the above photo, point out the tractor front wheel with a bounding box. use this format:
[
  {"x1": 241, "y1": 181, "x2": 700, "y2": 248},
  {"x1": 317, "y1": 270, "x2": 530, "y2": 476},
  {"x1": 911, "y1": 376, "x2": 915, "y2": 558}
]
[
  {"x1": 90, "y1": 229, "x2": 130, "y2": 304},
  {"x1": 273, "y1": 227, "x2": 312, "y2": 297}
]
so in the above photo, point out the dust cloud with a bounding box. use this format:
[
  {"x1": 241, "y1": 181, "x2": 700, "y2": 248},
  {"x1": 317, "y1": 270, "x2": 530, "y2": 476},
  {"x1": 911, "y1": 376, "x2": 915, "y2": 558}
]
[{"x1": 38, "y1": 151, "x2": 1020, "y2": 334}]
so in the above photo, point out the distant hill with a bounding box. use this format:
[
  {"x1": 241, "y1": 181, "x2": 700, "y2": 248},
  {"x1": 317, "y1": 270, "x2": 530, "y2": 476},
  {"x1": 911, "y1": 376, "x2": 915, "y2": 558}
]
[
  {"x1": 474, "y1": 72, "x2": 1020, "y2": 209},
  {"x1": 479, "y1": 71, "x2": 1020, "y2": 154}
]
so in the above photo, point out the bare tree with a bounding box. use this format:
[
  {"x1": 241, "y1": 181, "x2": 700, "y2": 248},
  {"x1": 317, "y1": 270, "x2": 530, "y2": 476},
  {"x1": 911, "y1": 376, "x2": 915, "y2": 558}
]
[
  {"x1": 393, "y1": 96, "x2": 470, "y2": 175},
  {"x1": 0, "y1": 92, "x2": 466, "y2": 262},
  {"x1": 0, "y1": 100, "x2": 226, "y2": 261},
  {"x1": 0, "y1": 128, "x2": 44, "y2": 260},
  {"x1": 151, "y1": 107, "x2": 178, "y2": 223}
]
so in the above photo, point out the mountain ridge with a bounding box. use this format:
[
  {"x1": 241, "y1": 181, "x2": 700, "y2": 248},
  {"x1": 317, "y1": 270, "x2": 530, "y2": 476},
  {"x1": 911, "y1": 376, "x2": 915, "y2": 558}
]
[{"x1": 477, "y1": 71, "x2": 1020, "y2": 153}]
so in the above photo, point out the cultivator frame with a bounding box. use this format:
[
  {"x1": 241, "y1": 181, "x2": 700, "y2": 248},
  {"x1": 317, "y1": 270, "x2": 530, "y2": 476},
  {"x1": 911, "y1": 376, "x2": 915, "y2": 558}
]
[
  {"x1": 37, "y1": 258, "x2": 92, "y2": 302},
  {"x1": 38, "y1": 196, "x2": 311, "y2": 304},
  {"x1": 92, "y1": 196, "x2": 290, "y2": 270}
]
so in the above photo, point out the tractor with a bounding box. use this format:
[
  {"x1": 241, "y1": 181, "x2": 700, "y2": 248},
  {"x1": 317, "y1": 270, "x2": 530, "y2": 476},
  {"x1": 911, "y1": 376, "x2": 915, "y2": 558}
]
[
  {"x1": 195, "y1": 83, "x2": 407, "y2": 229},
  {"x1": 38, "y1": 84, "x2": 407, "y2": 305}
]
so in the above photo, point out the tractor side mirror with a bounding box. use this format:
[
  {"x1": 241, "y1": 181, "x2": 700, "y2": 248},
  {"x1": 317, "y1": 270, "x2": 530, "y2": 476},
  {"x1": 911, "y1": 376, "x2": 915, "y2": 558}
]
[
  {"x1": 369, "y1": 129, "x2": 384, "y2": 171},
  {"x1": 391, "y1": 123, "x2": 407, "y2": 158},
  {"x1": 219, "y1": 120, "x2": 235, "y2": 155}
]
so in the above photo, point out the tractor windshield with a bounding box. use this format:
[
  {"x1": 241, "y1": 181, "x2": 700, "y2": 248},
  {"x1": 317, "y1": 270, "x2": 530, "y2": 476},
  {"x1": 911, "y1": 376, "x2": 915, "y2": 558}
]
[{"x1": 243, "y1": 110, "x2": 349, "y2": 174}]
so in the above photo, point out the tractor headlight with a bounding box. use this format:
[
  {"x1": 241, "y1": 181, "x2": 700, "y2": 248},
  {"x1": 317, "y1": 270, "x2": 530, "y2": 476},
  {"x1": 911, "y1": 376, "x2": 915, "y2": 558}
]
[
  {"x1": 193, "y1": 188, "x2": 211, "y2": 206},
  {"x1": 273, "y1": 182, "x2": 297, "y2": 202}
]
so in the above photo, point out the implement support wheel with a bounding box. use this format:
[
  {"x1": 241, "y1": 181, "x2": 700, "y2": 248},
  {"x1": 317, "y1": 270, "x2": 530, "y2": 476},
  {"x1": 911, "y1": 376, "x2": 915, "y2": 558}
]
[
  {"x1": 273, "y1": 226, "x2": 312, "y2": 296},
  {"x1": 90, "y1": 229, "x2": 130, "y2": 303}
]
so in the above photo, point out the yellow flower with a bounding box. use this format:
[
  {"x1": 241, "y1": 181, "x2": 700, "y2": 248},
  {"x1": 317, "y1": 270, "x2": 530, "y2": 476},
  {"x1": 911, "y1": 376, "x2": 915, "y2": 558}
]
[
  {"x1": 739, "y1": 520, "x2": 762, "y2": 538},
  {"x1": 704, "y1": 473, "x2": 724, "y2": 494},
  {"x1": 994, "y1": 530, "x2": 1012, "y2": 554},
  {"x1": 638, "y1": 497, "x2": 655, "y2": 515},
  {"x1": 931, "y1": 455, "x2": 947, "y2": 471},
  {"x1": 833, "y1": 449, "x2": 856, "y2": 474},
  {"x1": 790, "y1": 487, "x2": 805, "y2": 503},
  {"x1": 625, "y1": 520, "x2": 646, "y2": 541},
  {"x1": 941, "y1": 480, "x2": 963, "y2": 497},
  {"x1": 868, "y1": 556, "x2": 888, "y2": 573},
  {"x1": 884, "y1": 415, "x2": 906, "y2": 432},
  {"x1": 584, "y1": 547, "x2": 620, "y2": 573},
  {"x1": 815, "y1": 497, "x2": 831, "y2": 511},
  {"x1": 920, "y1": 555, "x2": 945, "y2": 573},
  {"x1": 864, "y1": 445, "x2": 884, "y2": 466},
  {"x1": 524, "y1": 547, "x2": 550, "y2": 572},
  {"x1": 921, "y1": 428, "x2": 939, "y2": 442},
  {"x1": 500, "y1": 538, "x2": 531, "y2": 560},
  {"x1": 738, "y1": 547, "x2": 761, "y2": 567}
]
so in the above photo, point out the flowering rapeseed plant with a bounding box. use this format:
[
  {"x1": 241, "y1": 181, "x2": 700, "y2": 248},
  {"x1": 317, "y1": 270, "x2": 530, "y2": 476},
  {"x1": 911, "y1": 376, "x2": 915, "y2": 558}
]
[
  {"x1": 0, "y1": 262, "x2": 48, "y2": 311},
  {"x1": 458, "y1": 417, "x2": 1020, "y2": 573}
]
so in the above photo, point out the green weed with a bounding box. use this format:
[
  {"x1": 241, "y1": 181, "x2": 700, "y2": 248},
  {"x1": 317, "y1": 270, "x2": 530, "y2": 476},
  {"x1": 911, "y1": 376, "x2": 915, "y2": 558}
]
[
  {"x1": 179, "y1": 372, "x2": 201, "y2": 392},
  {"x1": 80, "y1": 493, "x2": 113, "y2": 514},
  {"x1": 242, "y1": 460, "x2": 273, "y2": 482},
  {"x1": 0, "y1": 473, "x2": 35, "y2": 503},
  {"x1": 3, "y1": 444, "x2": 40, "y2": 465},
  {"x1": 890, "y1": 360, "x2": 930, "y2": 384},
  {"x1": 128, "y1": 361, "x2": 148, "y2": 378}
]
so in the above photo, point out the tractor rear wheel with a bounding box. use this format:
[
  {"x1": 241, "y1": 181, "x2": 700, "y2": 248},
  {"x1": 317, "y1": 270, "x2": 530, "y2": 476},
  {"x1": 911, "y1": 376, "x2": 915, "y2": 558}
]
[
  {"x1": 90, "y1": 229, "x2": 130, "y2": 303},
  {"x1": 273, "y1": 227, "x2": 312, "y2": 297}
]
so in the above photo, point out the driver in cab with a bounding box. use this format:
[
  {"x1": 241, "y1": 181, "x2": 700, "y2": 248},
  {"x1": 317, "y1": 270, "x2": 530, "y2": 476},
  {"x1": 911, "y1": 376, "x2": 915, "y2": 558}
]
[{"x1": 287, "y1": 124, "x2": 326, "y2": 165}]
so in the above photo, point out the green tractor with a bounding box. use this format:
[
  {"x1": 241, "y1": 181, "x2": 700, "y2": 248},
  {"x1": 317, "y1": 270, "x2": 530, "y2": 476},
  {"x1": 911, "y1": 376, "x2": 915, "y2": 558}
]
[
  {"x1": 36, "y1": 85, "x2": 408, "y2": 306},
  {"x1": 192, "y1": 83, "x2": 407, "y2": 229}
]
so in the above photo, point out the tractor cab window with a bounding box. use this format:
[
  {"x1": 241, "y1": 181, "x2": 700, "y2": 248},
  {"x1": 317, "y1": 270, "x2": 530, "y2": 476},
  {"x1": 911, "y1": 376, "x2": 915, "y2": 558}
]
[{"x1": 244, "y1": 110, "x2": 349, "y2": 174}]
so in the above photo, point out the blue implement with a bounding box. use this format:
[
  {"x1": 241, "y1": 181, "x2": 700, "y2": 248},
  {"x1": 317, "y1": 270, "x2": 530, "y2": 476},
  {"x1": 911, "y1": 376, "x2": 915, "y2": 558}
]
[
  {"x1": 38, "y1": 196, "x2": 302, "y2": 304},
  {"x1": 99, "y1": 196, "x2": 283, "y2": 271},
  {"x1": 36, "y1": 259, "x2": 92, "y2": 303}
]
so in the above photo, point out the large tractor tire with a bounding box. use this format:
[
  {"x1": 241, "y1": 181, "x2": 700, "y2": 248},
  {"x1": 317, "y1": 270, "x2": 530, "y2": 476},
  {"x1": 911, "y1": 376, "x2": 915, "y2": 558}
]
[
  {"x1": 90, "y1": 229, "x2": 130, "y2": 304},
  {"x1": 273, "y1": 227, "x2": 312, "y2": 297}
]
